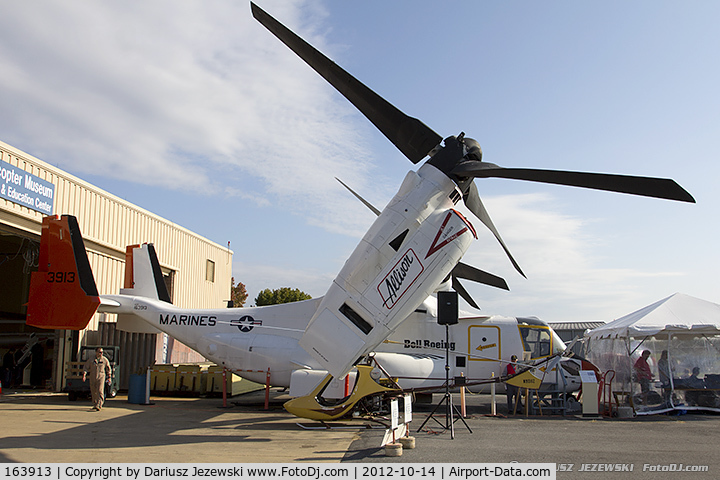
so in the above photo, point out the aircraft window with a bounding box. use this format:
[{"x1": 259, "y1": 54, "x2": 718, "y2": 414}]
[
  {"x1": 517, "y1": 318, "x2": 567, "y2": 356},
  {"x1": 340, "y1": 304, "x2": 373, "y2": 335},
  {"x1": 518, "y1": 326, "x2": 553, "y2": 360},
  {"x1": 456, "y1": 356, "x2": 466, "y2": 368},
  {"x1": 561, "y1": 361, "x2": 580, "y2": 377},
  {"x1": 549, "y1": 329, "x2": 566, "y2": 355}
]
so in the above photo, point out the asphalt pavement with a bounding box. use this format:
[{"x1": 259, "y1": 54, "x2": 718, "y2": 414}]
[{"x1": 0, "y1": 388, "x2": 717, "y2": 479}]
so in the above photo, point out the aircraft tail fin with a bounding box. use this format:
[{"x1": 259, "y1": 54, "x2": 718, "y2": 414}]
[
  {"x1": 120, "y1": 243, "x2": 172, "y2": 303},
  {"x1": 116, "y1": 243, "x2": 168, "y2": 334},
  {"x1": 26, "y1": 215, "x2": 101, "y2": 330}
]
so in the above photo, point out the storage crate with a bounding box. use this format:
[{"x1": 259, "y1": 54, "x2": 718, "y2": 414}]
[{"x1": 150, "y1": 364, "x2": 177, "y2": 394}]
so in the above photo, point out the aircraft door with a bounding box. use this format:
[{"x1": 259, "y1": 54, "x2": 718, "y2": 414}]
[{"x1": 468, "y1": 325, "x2": 501, "y2": 378}]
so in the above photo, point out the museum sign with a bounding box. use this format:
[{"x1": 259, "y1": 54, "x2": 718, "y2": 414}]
[{"x1": 0, "y1": 160, "x2": 55, "y2": 215}]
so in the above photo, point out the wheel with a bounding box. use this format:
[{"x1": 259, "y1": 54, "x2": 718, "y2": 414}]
[
  {"x1": 68, "y1": 391, "x2": 77, "y2": 401},
  {"x1": 105, "y1": 384, "x2": 118, "y2": 398}
]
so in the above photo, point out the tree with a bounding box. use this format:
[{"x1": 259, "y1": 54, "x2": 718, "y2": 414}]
[
  {"x1": 230, "y1": 277, "x2": 248, "y2": 307},
  {"x1": 255, "y1": 287, "x2": 312, "y2": 306}
]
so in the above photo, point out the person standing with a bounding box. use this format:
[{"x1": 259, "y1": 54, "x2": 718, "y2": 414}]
[
  {"x1": 633, "y1": 350, "x2": 653, "y2": 405},
  {"x1": 658, "y1": 350, "x2": 671, "y2": 404},
  {"x1": 82, "y1": 347, "x2": 112, "y2": 411},
  {"x1": 505, "y1": 355, "x2": 519, "y2": 414}
]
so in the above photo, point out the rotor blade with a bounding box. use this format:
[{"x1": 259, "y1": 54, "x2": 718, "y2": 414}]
[
  {"x1": 453, "y1": 162, "x2": 695, "y2": 203},
  {"x1": 453, "y1": 261, "x2": 509, "y2": 291},
  {"x1": 464, "y1": 182, "x2": 526, "y2": 278},
  {"x1": 451, "y1": 276, "x2": 480, "y2": 310},
  {"x1": 251, "y1": 3, "x2": 442, "y2": 164},
  {"x1": 336, "y1": 177, "x2": 381, "y2": 215}
]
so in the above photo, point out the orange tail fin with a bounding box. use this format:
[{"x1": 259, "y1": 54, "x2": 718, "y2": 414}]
[{"x1": 26, "y1": 215, "x2": 100, "y2": 330}]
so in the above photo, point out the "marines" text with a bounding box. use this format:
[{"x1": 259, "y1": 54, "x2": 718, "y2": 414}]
[{"x1": 159, "y1": 314, "x2": 217, "y2": 326}]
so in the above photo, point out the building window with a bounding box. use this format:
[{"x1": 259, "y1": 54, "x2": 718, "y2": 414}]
[
  {"x1": 163, "y1": 271, "x2": 175, "y2": 302},
  {"x1": 206, "y1": 259, "x2": 215, "y2": 282}
]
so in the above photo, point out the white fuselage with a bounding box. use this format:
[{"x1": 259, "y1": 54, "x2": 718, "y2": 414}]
[
  {"x1": 104, "y1": 295, "x2": 322, "y2": 387},
  {"x1": 101, "y1": 294, "x2": 578, "y2": 396}
]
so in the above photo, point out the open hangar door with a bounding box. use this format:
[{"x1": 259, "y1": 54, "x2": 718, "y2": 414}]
[
  {"x1": 0, "y1": 225, "x2": 58, "y2": 390},
  {"x1": 2, "y1": 140, "x2": 230, "y2": 394}
]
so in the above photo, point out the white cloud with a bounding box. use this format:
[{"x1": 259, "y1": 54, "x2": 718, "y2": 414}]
[
  {"x1": 456, "y1": 193, "x2": 689, "y2": 321},
  {"x1": 0, "y1": 0, "x2": 381, "y2": 236}
]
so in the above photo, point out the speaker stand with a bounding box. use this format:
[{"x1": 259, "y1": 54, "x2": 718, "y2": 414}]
[{"x1": 416, "y1": 324, "x2": 472, "y2": 438}]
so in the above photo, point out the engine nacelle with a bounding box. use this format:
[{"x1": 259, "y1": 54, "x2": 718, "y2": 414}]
[{"x1": 300, "y1": 164, "x2": 476, "y2": 378}]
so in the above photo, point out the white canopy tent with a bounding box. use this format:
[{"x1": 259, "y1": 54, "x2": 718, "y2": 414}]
[{"x1": 586, "y1": 293, "x2": 720, "y2": 415}]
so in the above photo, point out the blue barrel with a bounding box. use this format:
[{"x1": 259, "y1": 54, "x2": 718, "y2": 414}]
[{"x1": 128, "y1": 373, "x2": 147, "y2": 404}]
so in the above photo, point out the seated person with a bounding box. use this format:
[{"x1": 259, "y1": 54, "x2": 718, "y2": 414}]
[
  {"x1": 684, "y1": 367, "x2": 705, "y2": 405},
  {"x1": 686, "y1": 367, "x2": 705, "y2": 389}
]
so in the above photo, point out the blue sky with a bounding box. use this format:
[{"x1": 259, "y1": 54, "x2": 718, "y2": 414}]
[{"x1": 1, "y1": 1, "x2": 717, "y2": 322}]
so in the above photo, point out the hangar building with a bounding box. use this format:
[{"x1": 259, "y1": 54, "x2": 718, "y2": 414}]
[{"x1": 0, "y1": 140, "x2": 233, "y2": 391}]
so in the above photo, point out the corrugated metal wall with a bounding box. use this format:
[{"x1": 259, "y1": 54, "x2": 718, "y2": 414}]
[
  {"x1": 93, "y1": 322, "x2": 156, "y2": 391},
  {"x1": 1, "y1": 140, "x2": 233, "y2": 390}
]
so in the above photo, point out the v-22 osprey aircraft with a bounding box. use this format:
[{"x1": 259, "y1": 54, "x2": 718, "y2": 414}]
[
  {"x1": 26, "y1": 3, "x2": 693, "y2": 420},
  {"x1": 27, "y1": 216, "x2": 589, "y2": 420}
]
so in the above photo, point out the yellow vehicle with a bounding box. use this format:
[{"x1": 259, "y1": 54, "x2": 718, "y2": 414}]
[{"x1": 284, "y1": 365, "x2": 402, "y2": 421}]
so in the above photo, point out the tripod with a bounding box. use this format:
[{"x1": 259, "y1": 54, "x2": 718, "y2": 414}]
[{"x1": 416, "y1": 323, "x2": 472, "y2": 438}]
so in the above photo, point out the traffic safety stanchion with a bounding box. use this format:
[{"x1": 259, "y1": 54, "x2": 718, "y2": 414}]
[
  {"x1": 222, "y1": 368, "x2": 228, "y2": 408},
  {"x1": 264, "y1": 368, "x2": 271, "y2": 410}
]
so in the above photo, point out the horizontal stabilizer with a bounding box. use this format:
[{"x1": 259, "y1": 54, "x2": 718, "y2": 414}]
[
  {"x1": 100, "y1": 297, "x2": 121, "y2": 308},
  {"x1": 26, "y1": 215, "x2": 100, "y2": 330},
  {"x1": 116, "y1": 314, "x2": 162, "y2": 334}
]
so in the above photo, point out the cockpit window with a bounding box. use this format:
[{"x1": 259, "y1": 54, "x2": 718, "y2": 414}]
[
  {"x1": 517, "y1": 325, "x2": 565, "y2": 359},
  {"x1": 518, "y1": 326, "x2": 551, "y2": 359}
]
